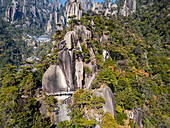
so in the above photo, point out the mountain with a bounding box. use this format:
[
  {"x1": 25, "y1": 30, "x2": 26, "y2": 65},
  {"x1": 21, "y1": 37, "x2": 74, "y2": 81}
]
[
  {"x1": 0, "y1": 0, "x2": 169, "y2": 128},
  {"x1": 0, "y1": 0, "x2": 138, "y2": 35},
  {"x1": 0, "y1": 0, "x2": 66, "y2": 35}
]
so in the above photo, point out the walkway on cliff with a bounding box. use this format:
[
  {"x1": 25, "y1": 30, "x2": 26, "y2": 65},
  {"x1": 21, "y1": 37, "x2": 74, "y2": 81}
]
[{"x1": 45, "y1": 91, "x2": 75, "y2": 96}]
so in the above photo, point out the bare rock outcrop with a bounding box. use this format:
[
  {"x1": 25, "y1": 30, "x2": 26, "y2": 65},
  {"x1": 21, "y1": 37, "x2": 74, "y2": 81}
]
[
  {"x1": 42, "y1": 25, "x2": 93, "y2": 94},
  {"x1": 103, "y1": 0, "x2": 113, "y2": 9},
  {"x1": 133, "y1": 107, "x2": 143, "y2": 128},
  {"x1": 80, "y1": 0, "x2": 86, "y2": 11},
  {"x1": 75, "y1": 60, "x2": 84, "y2": 88},
  {"x1": 120, "y1": 0, "x2": 136, "y2": 16},
  {"x1": 46, "y1": 13, "x2": 53, "y2": 33},
  {"x1": 94, "y1": 85, "x2": 116, "y2": 119},
  {"x1": 53, "y1": 97, "x2": 73, "y2": 125},
  {"x1": 64, "y1": 31, "x2": 78, "y2": 49},
  {"x1": 86, "y1": 0, "x2": 92, "y2": 11},
  {"x1": 57, "y1": 50, "x2": 77, "y2": 91},
  {"x1": 51, "y1": 86, "x2": 116, "y2": 125},
  {"x1": 1, "y1": 0, "x2": 4, "y2": 6},
  {"x1": 66, "y1": 0, "x2": 82, "y2": 22},
  {"x1": 40, "y1": 96, "x2": 73, "y2": 125},
  {"x1": 74, "y1": 25, "x2": 91, "y2": 42},
  {"x1": 42, "y1": 65, "x2": 68, "y2": 93},
  {"x1": 54, "y1": 0, "x2": 62, "y2": 10},
  {"x1": 11, "y1": 0, "x2": 18, "y2": 24},
  {"x1": 42, "y1": 49, "x2": 77, "y2": 93},
  {"x1": 125, "y1": 107, "x2": 143, "y2": 128}
]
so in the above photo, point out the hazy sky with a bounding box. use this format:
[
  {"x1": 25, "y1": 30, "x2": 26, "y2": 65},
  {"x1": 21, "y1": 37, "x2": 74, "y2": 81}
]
[{"x1": 59, "y1": 0, "x2": 116, "y2": 5}]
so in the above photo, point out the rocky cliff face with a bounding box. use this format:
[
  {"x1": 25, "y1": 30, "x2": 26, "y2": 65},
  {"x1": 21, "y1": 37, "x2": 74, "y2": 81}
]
[
  {"x1": 42, "y1": 25, "x2": 93, "y2": 93},
  {"x1": 103, "y1": 0, "x2": 113, "y2": 8},
  {"x1": 80, "y1": 0, "x2": 86, "y2": 11},
  {"x1": 0, "y1": 0, "x2": 66, "y2": 35},
  {"x1": 40, "y1": 85, "x2": 117, "y2": 125},
  {"x1": 120, "y1": 0, "x2": 137, "y2": 16},
  {"x1": 125, "y1": 107, "x2": 143, "y2": 128},
  {"x1": 66, "y1": 0, "x2": 82, "y2": 22},
  {"x1": 54, "y1": 0, "x2": 62, "y2": 10},
  {"x1": 94, "y1": 85, "x2": 116, "y2": 119},
  {"x1": 0, "y1": 0, "x2": 137, "y2": 35},
  {"x1": 133, "y1": 107, "x2": 143, "y2": 128}
]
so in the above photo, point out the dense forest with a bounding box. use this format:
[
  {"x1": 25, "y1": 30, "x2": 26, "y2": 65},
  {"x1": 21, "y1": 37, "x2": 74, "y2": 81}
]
[
  {"x1": 0, "y1": 0, "x2": 169, "y2": 127},
  {"x1": 0, "y1": 18, "x2": 34, "y2": 76}
]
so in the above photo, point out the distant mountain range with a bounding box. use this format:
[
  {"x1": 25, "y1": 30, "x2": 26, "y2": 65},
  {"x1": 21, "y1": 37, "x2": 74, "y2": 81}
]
[{"x1": 0, "y1": 0, "x2": 136, "y2": 35}]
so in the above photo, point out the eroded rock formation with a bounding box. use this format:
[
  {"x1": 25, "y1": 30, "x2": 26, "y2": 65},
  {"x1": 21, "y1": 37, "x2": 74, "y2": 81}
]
[
  {"x1": 66, "y1": 0, "x2": 82, "y2": 22},
  {"x1": 1, "y1": 0, "x2": 137, "y2": 34},
  {"x1": 42, "y1": 25, "x2": 93, "y2": 93},
  {"x1": 120, "y1": 0, "x2": 136, "y2": 16}
]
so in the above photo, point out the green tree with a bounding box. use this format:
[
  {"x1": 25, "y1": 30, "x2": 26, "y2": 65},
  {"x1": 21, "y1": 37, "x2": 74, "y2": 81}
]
[{"x1": 101, "y1": 112, "x2": 120, "y2": 128}]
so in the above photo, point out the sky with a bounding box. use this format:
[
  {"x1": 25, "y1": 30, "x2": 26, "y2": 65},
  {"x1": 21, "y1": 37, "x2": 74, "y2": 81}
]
[{"x1": 59, "y1": 0, "x2": 116, "y2": 5}]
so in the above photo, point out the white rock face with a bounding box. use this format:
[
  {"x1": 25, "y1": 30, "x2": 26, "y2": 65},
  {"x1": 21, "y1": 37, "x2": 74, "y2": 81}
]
[
  {"x1": 103, "y1": 50, "x2": 109, "y2": 61},
  {"x1": 42, "y1": 65, "x2": 68, "y2": 93},
  {"x1": 22, "y1": 0, "x2": 27, "y2": 17},
  {"x1": 92, "y1": 1, "x2": 103, "y2": 13},
  {"x1": 11, "y1": 0, "x2": 18, "y2": 24},
  {"x1": 120, "y1": 0, "x2": 136, "y2": 16},
  {"x1": 74, "y1": 25, "x2": 91, "y2": 42},
  {"x1": 58, "y1": 104, "x2": 70, "y2": 122},
  {"x1": 125, "y1": 110, "x2": 134, "y2": 119},
  {"x1": 1, "y1": 0, "x2": 3, "y2": 6},
  {"x1": 94, "y1": 86, "x2": 116, "y2": 119},
  {"x1": 59, "y1": 16, "x2": 66, "y2": 25},
  {"x1": 37, "y1": 9, "x2": 42, "y2": 21},
  {"x1": 56, "y1": 65, "x2": 68, "y2": 89},
  {"x1": 46, "y1": 13, "x2": 53, "y2": 33},
  {"x1": 75, "y1": 60, "x2": 84, "y2": 88},
  {"x1": 4, "y1": 6, "x2": 11, "y2": 22},
  {"x1": 105, "y1": 8, "x2": 111, "y2": 16},
  {"x1": 86, "y1": 0, "x2": 92, "y2": 11},
  {"x1": 80, "y1": 0, "x2": 86, "y2": 11},
  {"x1": 42, "y1": 25, "x2": 93, "y2": 94},
  {"x1": 54, "y1": 0, "x2": 62, "y2": 10},
  {"x1": 103, "y1": 0, "x2": 113, "y2": 9},
  {"x1": 120, "y1": 0, "x2": 128, "y2": 16},
  {"x1": 66, "y1": 0, "x2": 82, "y2": 22},
  {"x1": 112, "y1": 3, "x2": 118, "y2": 8},
  {"x1": 130, "y1": 0, "x2": 136, "y2": 15},
  {"x1": 54, "y1": 11, "x2": 58, "y2": 25},
  {"x1": 64, "y1": 31, "x2": 78, "y2": 49}
]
